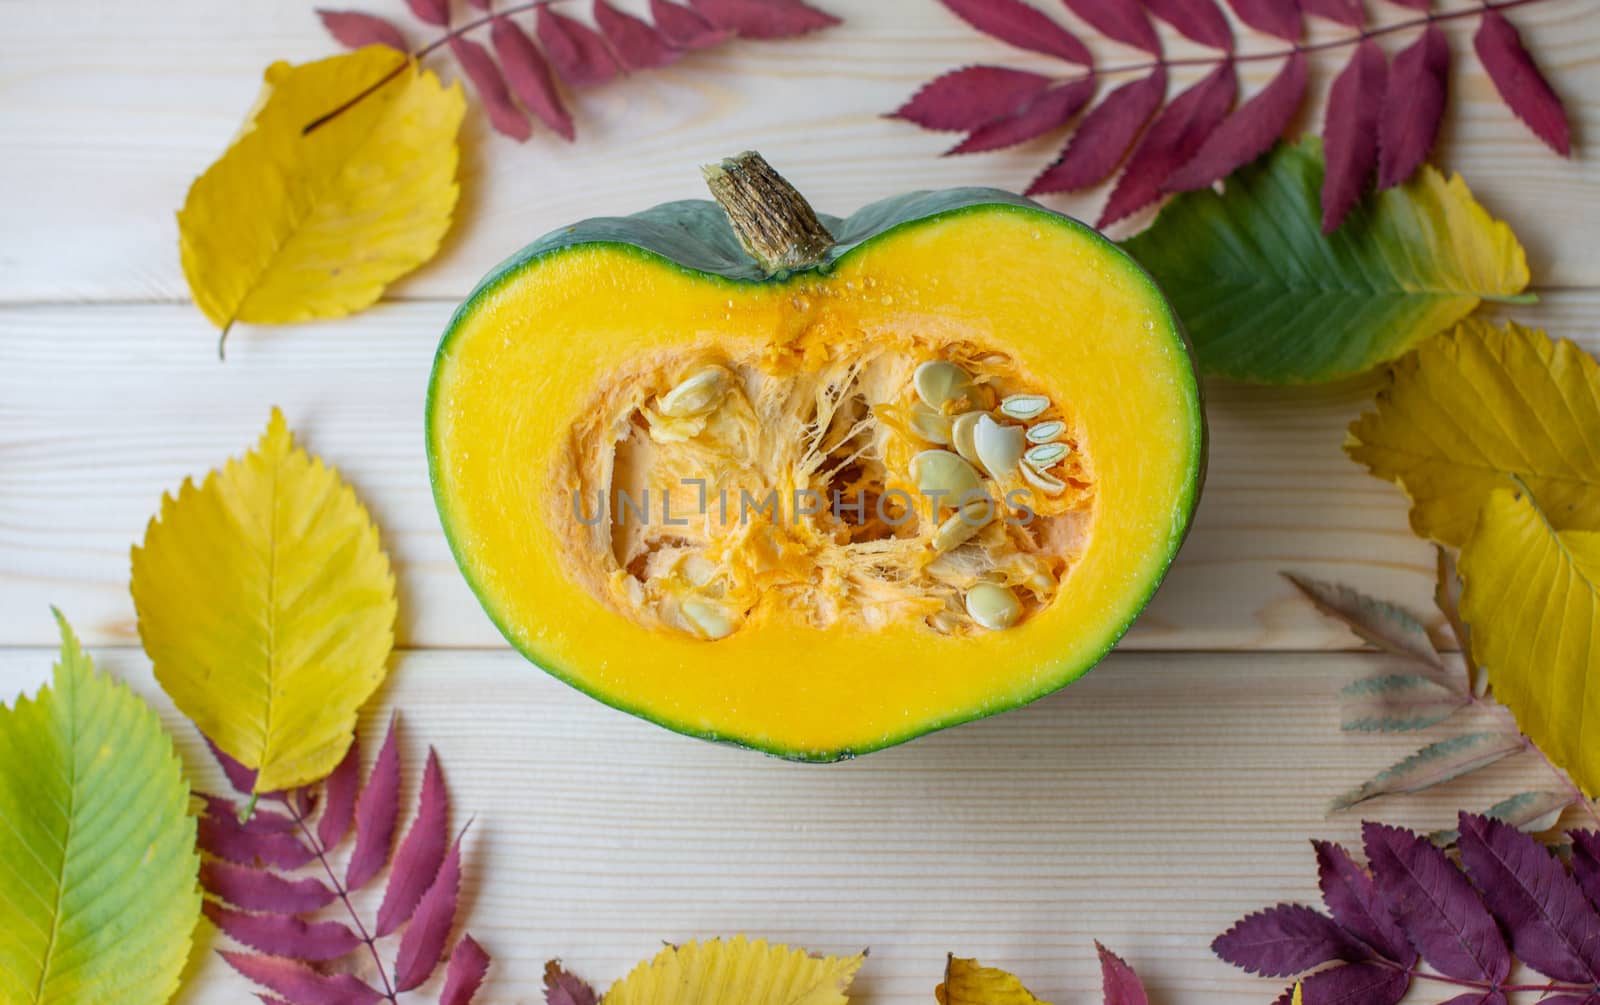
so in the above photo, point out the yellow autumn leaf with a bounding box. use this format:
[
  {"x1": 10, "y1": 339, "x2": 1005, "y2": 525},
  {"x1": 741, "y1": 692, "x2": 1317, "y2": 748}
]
[
  {"x1": 130, "y1": 408, "x2": 397, "y2": 792},
  {"x1": 603, "y1": 937, "x2": 864, "y2": 1005},
  {"x1": 1460, "y1": 485, "x2": 1600, "y2": 795},
  {"x1": 936, "y1": 956, "x2": 1051, "y2": 1005},
  {"x1": 178, "y1": 46, "x2": 463, "y2": 349},
  {"x1": 1347, "y1": 319, "x2": 1600, "y2": 547}
]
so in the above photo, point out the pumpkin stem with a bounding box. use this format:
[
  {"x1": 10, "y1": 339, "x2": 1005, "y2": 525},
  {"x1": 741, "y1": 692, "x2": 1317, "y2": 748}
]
[{"x1": 703, "y1": 151, "x2": 835, "y2": 276}]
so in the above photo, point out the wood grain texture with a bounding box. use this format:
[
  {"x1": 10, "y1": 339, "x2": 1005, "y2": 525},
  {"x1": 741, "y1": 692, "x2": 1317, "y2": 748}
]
[
  {"x1": 0, "y1": 0, "x2": 1594, "y2": 303},
  {"x1": 0, "y1": 646, "x2": 1572, "y2": 1004},
  {"x1": 3, "y1": 294, "x2": 1590, "y2": 651}
]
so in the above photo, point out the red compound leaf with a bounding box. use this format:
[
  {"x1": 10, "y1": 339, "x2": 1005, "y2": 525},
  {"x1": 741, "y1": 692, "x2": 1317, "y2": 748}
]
[
  {"x1": 317, "y1": 10, "x2": 408, "y2": 51},
  {"x1": 1165, "y1": 50, "x2": 1306, "y2": 192},
  {"x1": 1224, "y1": 0, "x2": 1301, "y2": 41},
  {"x1": 890, "y1": 66, "x2": 1056, "y2": 133},
  {"x1": 1026, "y1": 67, "x2": 1167, "y2": 195},
  {"x1": 650, "y1": 0, "x2": 733, "y2": 48},
  {"x1": 938, "y1": 0, "x2": 1092, "y2": 65},
  {"x1": 1142, "y1": 0, "x2": 1234, "y2": 50},
  {"x1": 1060, "y1": 0, "x2": 1160, "y2": 53},
  {"x1": 1099, "y1": 60, "x2": 1237, "y2": 226},
  {"x1": 492, "y1": 16, "x2": 577, "y2": 140},
  {"x1": 687, "y1": 0, "x2": 840, "y2": 39},
  {"x1": 537, "y1": 6, "x2": 623, "y2": 87},
  {"x1": 596, "y1": 0, "x2": 679, "y2": 70},
  {"x1": 1377, "y1": 22, "x2": 1449, "y2": 189},
  {"x1": 1475, "y1": 9, "x2": 1570, "y2": 156},
  {"x1": 947, "y1": 77, "x2": 1096, "y2": 155},
  {"x1": 1321, "y1": 38, "x2": 1387, "y2": 231},
  {"x1": 450, "y1": 35, "x2": 533, "y2": 141}
]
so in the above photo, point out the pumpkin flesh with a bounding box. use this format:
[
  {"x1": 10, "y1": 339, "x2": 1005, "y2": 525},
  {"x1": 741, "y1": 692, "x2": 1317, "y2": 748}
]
[{"x1": 429, "y1": 198, "x2": 1202, "y2": 759}]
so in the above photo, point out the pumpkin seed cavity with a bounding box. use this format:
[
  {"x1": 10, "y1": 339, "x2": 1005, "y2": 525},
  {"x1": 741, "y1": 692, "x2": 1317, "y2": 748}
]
[{"x1": 560, "y1": 342, "x2": 1093, "y2": 641}]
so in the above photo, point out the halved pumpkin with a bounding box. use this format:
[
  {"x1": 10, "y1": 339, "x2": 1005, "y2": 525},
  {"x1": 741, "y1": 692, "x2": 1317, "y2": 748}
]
[{"x1": 427, "y1": 153, "x2": 1203, "y2": 760}]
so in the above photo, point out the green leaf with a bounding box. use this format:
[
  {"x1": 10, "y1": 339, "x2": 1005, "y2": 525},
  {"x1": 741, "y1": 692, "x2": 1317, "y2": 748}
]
[
  {"x1": 0, "y1": 612, "x2": 200, "y2": 1005},
  {"x1": 1120, "y1": 139, "x2": 1531, "y2": 383},
  {"x1": 1330, "y1": 731, "x2": 1526, "y2": 811}
]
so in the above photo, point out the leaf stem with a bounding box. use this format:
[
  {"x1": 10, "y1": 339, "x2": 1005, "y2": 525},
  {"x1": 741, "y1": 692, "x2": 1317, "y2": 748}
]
[
  {"x1": 1064, "y1": 0, "x2": 1554, "y2": 80},
  {"x1": 1376, "y1": 956, "x2": 1591, "y2": 996},
  {"x1": 284, "y1": 796, "x2": 401, "y2": 1004}
]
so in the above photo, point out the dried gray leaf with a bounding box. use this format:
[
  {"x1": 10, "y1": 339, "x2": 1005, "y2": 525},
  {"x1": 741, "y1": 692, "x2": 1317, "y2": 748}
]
[
  {"x1": 1340, "y1": 673, "x2": 1470, "y2": 732},
  {"x1": 1284, "y1": 572, "x2": 1451, "y2": 686},
  {"x1": 1331, "y1": 731, "x2": 1526, "y2": 811},
  {"x1": 1430, "y1": 789, "x2": 1574, "y2": 846}
]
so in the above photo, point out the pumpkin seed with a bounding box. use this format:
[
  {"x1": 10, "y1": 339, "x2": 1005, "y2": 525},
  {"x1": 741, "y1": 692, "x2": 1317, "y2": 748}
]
[
  {"x1": 913, "y1": 361, "x2": 974, "y2": 410},
  {"x1": 931, "y1": 500, "x2": 994, "y2": 554},
  {"x1": 680, "y1": 597, "x2": 734, "y2": 640},
  {"x1": 1025, "y1": 420, "x2": 1066, "y2": 444},
  {"x1": 659, "y1": 366, "x2": 730, "y2": 417},
  {"x1": 1020, "y1": 461, "x2": 1066, "y2": 496},
  {"x1": 965, "y1": 582, "x2": 1022, "y2": 631},
  {"x1": 972, "y1": 415, "x2": 1024, "y2": 479},
  {"x1": 1024, "y1": 442, "x2": 1069, "y2": 468},
  {"x1": 909, "y1": 403, "x2": 954, "y2": 445},
  {"x1": 950, "y1": 412, "x2": 983, "y2": 463},
  {"x1": 910, "y1": 450, "x2": 982, "y2": 509},
  {"x1": 999, "y1": 394, "x2": 1050, "y2": 420}
]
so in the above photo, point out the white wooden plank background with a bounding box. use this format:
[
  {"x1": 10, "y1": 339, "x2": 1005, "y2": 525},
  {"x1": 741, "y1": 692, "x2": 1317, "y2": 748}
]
[{"x1": 2, "y1": 0, "x2": 1598, "y2": 1001}]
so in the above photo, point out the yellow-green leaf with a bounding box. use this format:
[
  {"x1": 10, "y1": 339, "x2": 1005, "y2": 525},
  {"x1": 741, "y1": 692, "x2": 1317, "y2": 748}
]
[
  {"x1": 1347, "y1": 319, "x2": 1600, "y2": 547},
  {"x1": 178, "y1": 46, "x2": 464, "y2": 345},
  {"x1": 936, "y1": 956, "x2": 1051, "y2": 1005},
  {"x1": 1121, "y1": 139, "x2": 1531, "y2": 383},
  {"x1": 130, "y1": 408, "x2": 396, "y2": 792},
  {"x1": 1460, "y1": 486, "x2": 1600, "y2": 795},
  {"x1": 0, "y1": 612, "x2": 200, "y2": 1005},
  {"x1": 603, "y1": 937, "x2": 864, "y2": 1005}
]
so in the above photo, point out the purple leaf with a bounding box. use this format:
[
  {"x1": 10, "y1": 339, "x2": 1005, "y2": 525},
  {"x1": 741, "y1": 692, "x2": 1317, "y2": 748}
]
[
  {"x1": 1212, "y1": 903, "x2": 1366, "y2": 976},
  {"x1": 1143, "y1": 0, "x2": 1233, "y2": 50},
  {"x1": 491, "y1": 17, "x2": 577, "y2": 141},
  {"x1": 595, "y1": 0, "x2": 679, "y2": 69},
  {"x1": 440, "y1": 935, "x2": 492, "y2": 1005},
  {"x1": 1095, "y1": 943, "x2": 1148, "y2": 1005},
  {"x1": 221, "y1": 951, "x2": 383, "y2": 1005},
  {"x1": 1389, "y1": 0, "x2": 1429, "y2": 9},
  {"x1": 346, "y1": 716, "x2": 402, "y2": 891},
  {"x1": 537, "y1": 7, "x2": 623, "y2": 86},
  {"x1": 1059, "y1": 0, "x2": 1160, "y2": 53},
  {"x1": 1321, "y1": 38, "x2": 1388, "y2": 232},
  {"x1": 257, "y1": 996, "x2": 294, "y2": 1005},
  {"x1": 1224, "y1": 0, "x2": 1301, "y2": 40},
  {"x1": 1437, "y1": 993, "x2": 1507, "y2": 1005},
  {"x1": 201, "y1": 860, "x2": 337, "y2": 914},
  {"x1": 206, "y1": 903, "x2": 363, "y2": 961},
  {"x1": 947, "y1": 77, "x2": 1095, "y2": 155},
  {"x1": 393, "y1": 837, "x2": 464, "y2": 992},
  {"x1": 1456, "y1": 812, "x2": 1600, "y2": 983},
  {"x1": 545, "y1": 959, "x2": 599, "y2": 1005},
  {"x1": 649, "y1": 0, "x2": 732, "y2": 48},
  {"x1": 1298, "y1": 0, "x2": 1363, "y2": 25},
  {"x1": 938, "y1": 0, "x2": 1092, "y2": 65},
  {"x1": 1475, "y1": 9, "x2": 1570, "y2": 156},
  {"x1": 1377, "y1": 22, "x2": 1449, "y2": 189},
  {"x1": 1165, "y1": 50, "x2": 1306, "y2": 191},
  {"x1": 1297, "y1": 961, "x2": 1408, "y2": 1005},
  {"x1": 466, "y1": 0, "x2": 491, "y2": 8},
  {"x1": 1099, "y1": 60, "x2": 1237, "y2": 227},
  {"x1": 376, "y1": 749, "x2": 451, "y2": 937},
  {"x1": 891, "y1": 66, "x2": 1056, "y2": 133},
  {"x1": 1363, "y1": 821, "x2": 1510, "y2": 982},
  {"x1": 686, "y1": 0, "x2": 841, "y2": 39},
  {"x1": 1313, "y1": 840, "x2": 1415, "y2": 965},
  {"x1": 198, "y1": 811, "x2": 316, "y2": 870},
  {"x1": 405, "y1": 0, "x2": 449, "y2": 28},
  {"x1": 1571, "y1": 831, "x2": 1600, "y2": 913},
  {"x1": 200, "y1": 795, "x2": 297, "y2": 834},
  {"x1": 1542, "y1": 996, "x2": 1600, "y2": 1005},
  {"x1": 318, "y1": 738, "x2": 361, "y2": 850},
  {"x1": 317, "y1": 10, "x2": 408, "y2": 51},
  {"x1": 1026, "y1": 67, "x2": 1166, "y2": 195},
  {"x1": 205, "y1": 735, "x2": 260, "y2": 795},
  {"x1": 450, "y1": 36, "x2": 533, "y2": 142}
]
